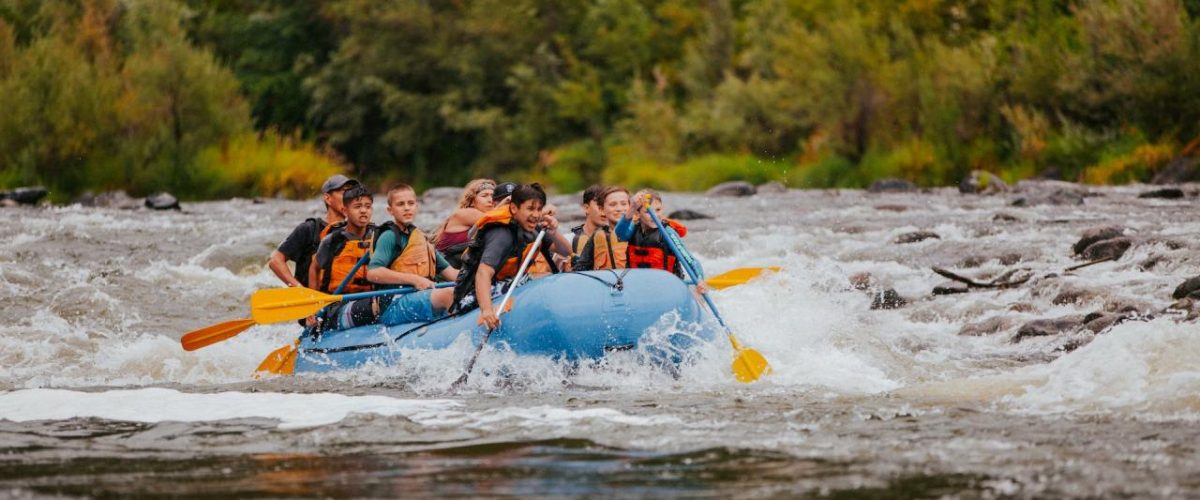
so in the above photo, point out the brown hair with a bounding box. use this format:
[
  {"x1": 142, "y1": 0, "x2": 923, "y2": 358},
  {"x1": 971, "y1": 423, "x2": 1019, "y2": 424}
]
[
  {"x1": 386, "y1": 183, "x2": 415, "y2": 203},
  {"x1": 459, "y1": 178, "x2": 496, "y2": 209},
  {"x1": 597, "y1": 185, "x2": 630, "y2": 207},
  {"x1": 632, "y1": 188, "x2": 661, "y2": 205}
]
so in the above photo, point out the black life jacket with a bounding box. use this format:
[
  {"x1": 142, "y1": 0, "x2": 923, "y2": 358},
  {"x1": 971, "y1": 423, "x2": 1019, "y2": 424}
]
[{"x1": 449, "y1": 208, "x2": 558, "y2": 313}]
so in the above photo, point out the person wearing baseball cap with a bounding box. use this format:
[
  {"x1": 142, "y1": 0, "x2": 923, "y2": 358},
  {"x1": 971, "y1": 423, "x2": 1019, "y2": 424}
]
[
  {"x1": 491, "y1": 181, "x2": 518, "y2": 207},
  {"x1": 267, "y1": 174, "x2": 361, "y2": 291}
]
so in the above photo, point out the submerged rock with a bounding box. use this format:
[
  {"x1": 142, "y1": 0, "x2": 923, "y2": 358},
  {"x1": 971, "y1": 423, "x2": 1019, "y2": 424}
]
[
  {"x1": 1080, "y1": 237, "x2": 1132, "y2": 261},
  {"x1": 1052, "y1": 287, "x2": 1099, "y2": 306},
  {"x1": 848, "y1": 272, "x2": 873, "y2": 291},
  {"x1": 80, "y1": 190, "x2": 141, "y2": 209},
  {"x1": 1012, "y1": 315, "x2": 1086, "y2": 342},
  {"x1": 668, "y1": 209, "x2": 712, "y2": 221},
  {"x1": 867, "y1": 178, "x2": 916, "y2": 193},
  {"x1": 959, "y1": 170, "x2": 1009, "y2": 195},
  {"x1": 992, "y1": 212, "x2": 1021, "y2": 223},
  {"x1": 705, "y1": 181, "x2": 756, "y2": 197},
  {"x1": 894, "y1": 231, "x2": 940, "y2": 244},
  {"x1": 145, "y1": 192, "x2": 180, "y2": 211},
  {"x1": 0, "y1": 186, "x2": 48, "y2": 206},
  {"x1": 958, "y1": 316, "x2": 1015, "y2": 336},
  {"x1": 1138, "y1": 187, "x2": 1185, "y2": 199},
  {"x1": 1073, "y1": 226, "x2": 1126, "y2": 255}
]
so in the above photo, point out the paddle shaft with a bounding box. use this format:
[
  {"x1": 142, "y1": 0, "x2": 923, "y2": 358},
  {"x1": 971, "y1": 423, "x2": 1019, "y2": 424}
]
[
  {"x1": 645, "y1": 208, "x2": 732, "y2": 333},
  {"x1": 454, "y1": 229, "x2": 546, "y2": 387}
]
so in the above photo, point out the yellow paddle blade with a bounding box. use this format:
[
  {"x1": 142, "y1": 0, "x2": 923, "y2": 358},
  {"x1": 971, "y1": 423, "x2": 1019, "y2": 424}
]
[
  {"x1": 250, "y1": 287, "x2": 340, "y2": 324},
  {"x1": 728, "y1": 334, "x2": 771, "y2": 383},
  {"x1": 181, "y1": 318, "x2": 257, "y2": 351},
  {"x1": 254, "y1": 341, "x2": 298, "y2": 377},
  {"x1": 705, "y1": 266, "x2": 782, "y2": 290}
]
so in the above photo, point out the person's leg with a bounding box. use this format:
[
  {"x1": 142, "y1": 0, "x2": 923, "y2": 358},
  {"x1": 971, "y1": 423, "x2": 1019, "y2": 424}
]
[
  {"x1": 430, "y1": 287, "x2": 454, "y2": 313},
  {"x1": 327, "y1": 297, "x2": 382, "y2": 330},
  {"x1": 379, "y1": 289, "x2": 444, "y2": 325}
]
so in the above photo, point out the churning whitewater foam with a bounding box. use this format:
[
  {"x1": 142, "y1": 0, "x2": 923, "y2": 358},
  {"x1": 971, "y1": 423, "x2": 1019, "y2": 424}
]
[{"x1": 0, "y1": 388, "x2": 681, "y2": 431}]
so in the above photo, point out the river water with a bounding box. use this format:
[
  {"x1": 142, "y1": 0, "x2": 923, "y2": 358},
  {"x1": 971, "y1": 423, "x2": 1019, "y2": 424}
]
[{"x1": 1, "y1": 185, "x2": 1198, "y2": 497}]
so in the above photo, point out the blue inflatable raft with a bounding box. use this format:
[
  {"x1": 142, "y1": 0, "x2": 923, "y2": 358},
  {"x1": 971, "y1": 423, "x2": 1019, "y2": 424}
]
[{"x1": 291, "y1": 269, "x2": 715, "y2": 374}]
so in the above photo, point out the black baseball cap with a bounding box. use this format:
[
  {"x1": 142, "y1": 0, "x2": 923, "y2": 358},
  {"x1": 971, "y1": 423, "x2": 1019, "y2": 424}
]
[
  {"x1": 321, "y1": 175, "x2": 359, "y2": 194},
  {"x1": 493, "y1": 181, "x2": 518, "y2": 202}
]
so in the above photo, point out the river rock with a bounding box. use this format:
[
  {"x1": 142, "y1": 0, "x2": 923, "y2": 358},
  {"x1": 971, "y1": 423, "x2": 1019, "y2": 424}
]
[
  {"x1": 145, "y1": 192, "x2": 180, "y2": 211},
  {"x1": 992, "y1": 212, "x2": 1021, "y2": 223},
  {"x1": 894, "y1": 231, "x2": 940, "y2": 244},
  {"x1": 933, "y1": 281, "x2": 970, "y2": 295},
  {"x1": 1150, "y1": 156, "x2": 1198, "y2": 184},
  {"x1": 1052, "y1": 287, "x2": 1099, "y2": 306},
  {"x1": 1081, "y1": 237, "x2": 1132, "y2": 261},
  {"x1": 1072, "y1": 226, "x2": 1126, "y2": 255},
  {"x1": 0, "y1": 186, "x2": 48, "y2": 205},
  {"x1": 959, "y1": 170, "x2": 1009, "y2": 195},
  {"x1": 1082, "y1": 312, "x2": 1129, "y2": 334},
  {"x1": 705, "y1": 181, "x2": 756, "y2": 197},
  {"x1": 1012, "y1": 315, "x2": 1085, "y2": 342},
  {"x1": 1172, "y1": 276, "x2": 1200, "y2": 299},
  {"x1": 1010, "y1": 180, "x2": 1086, "y2": 206},
  {"x1": 867, "y1": 178, "x2": 916, "y2": 193},
  {"x1": 958, "y1": 316, "x2": 1014, "y2": 336},
  {"x1": 421, "y1": 186, "x2": 464, "y2": 203},
  {"x1": 870, "y1": 288, "x2": 907, "y2": 310},
  {"x1": 756, "y1": 181, "x2": 787, "y2": 194},
  {"x1": 668, "y1": 209, "x2": 712, "y2": 221},
  {"x1": 1138, "y1": 187, "x2": 1185, "y2": 199}
]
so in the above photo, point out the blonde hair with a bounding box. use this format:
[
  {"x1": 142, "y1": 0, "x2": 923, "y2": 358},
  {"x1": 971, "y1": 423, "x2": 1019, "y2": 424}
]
[{"x1": 459, "y1": 178, "x2": 496, "y2": 209}]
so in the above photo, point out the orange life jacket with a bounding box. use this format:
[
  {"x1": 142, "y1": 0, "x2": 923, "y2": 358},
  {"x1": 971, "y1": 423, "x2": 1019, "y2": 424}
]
[
  {"x1": 626, "y1": 219, "x2": 686, "y2": 272},
  {"x1": 377, "y1": 221, "x2": 437, "y2": 281},
  {"x1": 317, "y1": 225, "x2": 374, "y2": 294},
  {"x1": 590, "y1": 227, "x2": 628, "y2": 270},
  {"x1": 450, "y1": 207, "x2": 557, "y2": 312}
]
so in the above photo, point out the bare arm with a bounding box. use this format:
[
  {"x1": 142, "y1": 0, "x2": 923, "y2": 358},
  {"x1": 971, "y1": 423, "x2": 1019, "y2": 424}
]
[
  {"x1": 476, "y1": 264, "x2": 499, "y2": 329},
  {"x1": 267, "y1": 250, "x2": 302, "y2": 287}
]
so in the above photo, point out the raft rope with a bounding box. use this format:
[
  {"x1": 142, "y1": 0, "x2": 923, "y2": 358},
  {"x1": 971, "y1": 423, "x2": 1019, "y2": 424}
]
[{"x1": 301, "y1": 270, "x2": 634, "y2": 355}]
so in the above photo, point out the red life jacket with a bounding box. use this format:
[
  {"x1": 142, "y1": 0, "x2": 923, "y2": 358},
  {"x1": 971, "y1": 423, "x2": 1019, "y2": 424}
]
[{"x1": 626, "y1": 219, "x2": 687, "y2": 272}]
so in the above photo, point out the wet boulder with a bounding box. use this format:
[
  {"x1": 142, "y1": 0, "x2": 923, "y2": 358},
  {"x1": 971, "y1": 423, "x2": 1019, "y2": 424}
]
[
  {"x1": 869, "y1": 288, "x2": 907, "y2": 310},
  {"x1": 992, "y1": 212, "x2": 1021, "y2": 223},
  {"x1": 1012, "y1": 315, "x2": 1086, "y2": 342},
  {"x1": 0, "y1": 186, "x2": 48, "y2": 205},
  {"x1": 867, "y1": 178, "x2": 916, "y2": 193},
  {"x1": 959, "y1": 170, "x2": 1009, "y2": 195},
  {"x1": 894, "y1": 231, "x2": 940, "y2": 244},
  {"x1": 668, "y1": 209, "x2": 712, "y2": 221},
  {"x1": 705, "y1": 181, "x2": 756, "y2": 197},
  {"x1": 1172, "y1": 276, "x2": 1200, "y2": 300},
  {"x1": 1082, "y1": 312, "x2": 1132, "y2": 334},
  {"x1": 756, "y1": 181, "x2": 787, "y2": 194},
  {"x1": 1072, "y1": 226, "x2": 1126, "y2": 255},
  {"x1": 933, "y1": 281, "x2": 970, "y2": 295},
  {"x1": 1080, "y1": 237, "x2": 1132, "y2": 261},
  {"x1": 1010, "y1": 180, "x2": 1086, "y2": 206},
  {"x1": 145, "y1": 192, "x2": 180, "y2": 211},
  {"x1": 1138, "y1": 187, "x2": 1185, "y2": 199}
]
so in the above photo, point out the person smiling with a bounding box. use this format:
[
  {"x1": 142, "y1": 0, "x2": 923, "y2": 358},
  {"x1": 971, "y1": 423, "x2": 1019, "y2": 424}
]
[{"x1": 449, "y1": 183, "x2": 572, "y2": 330}]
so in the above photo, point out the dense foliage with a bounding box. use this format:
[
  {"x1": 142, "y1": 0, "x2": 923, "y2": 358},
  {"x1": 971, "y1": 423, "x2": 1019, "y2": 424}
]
[{"x1": 3, "y1": 0, "x2": 1199, "y2": 198}]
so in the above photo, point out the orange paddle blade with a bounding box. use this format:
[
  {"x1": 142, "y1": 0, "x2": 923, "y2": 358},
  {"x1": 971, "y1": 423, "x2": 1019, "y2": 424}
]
[
  {"x1": 181, "y1": 318, "x2": 257, "y2": 351},
  {"x1": 705, "y1": 266, "x2": 782, "y2": 290},
  {"x1": 254, "y1": 341, "x2": 299, "y2": 377}
]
